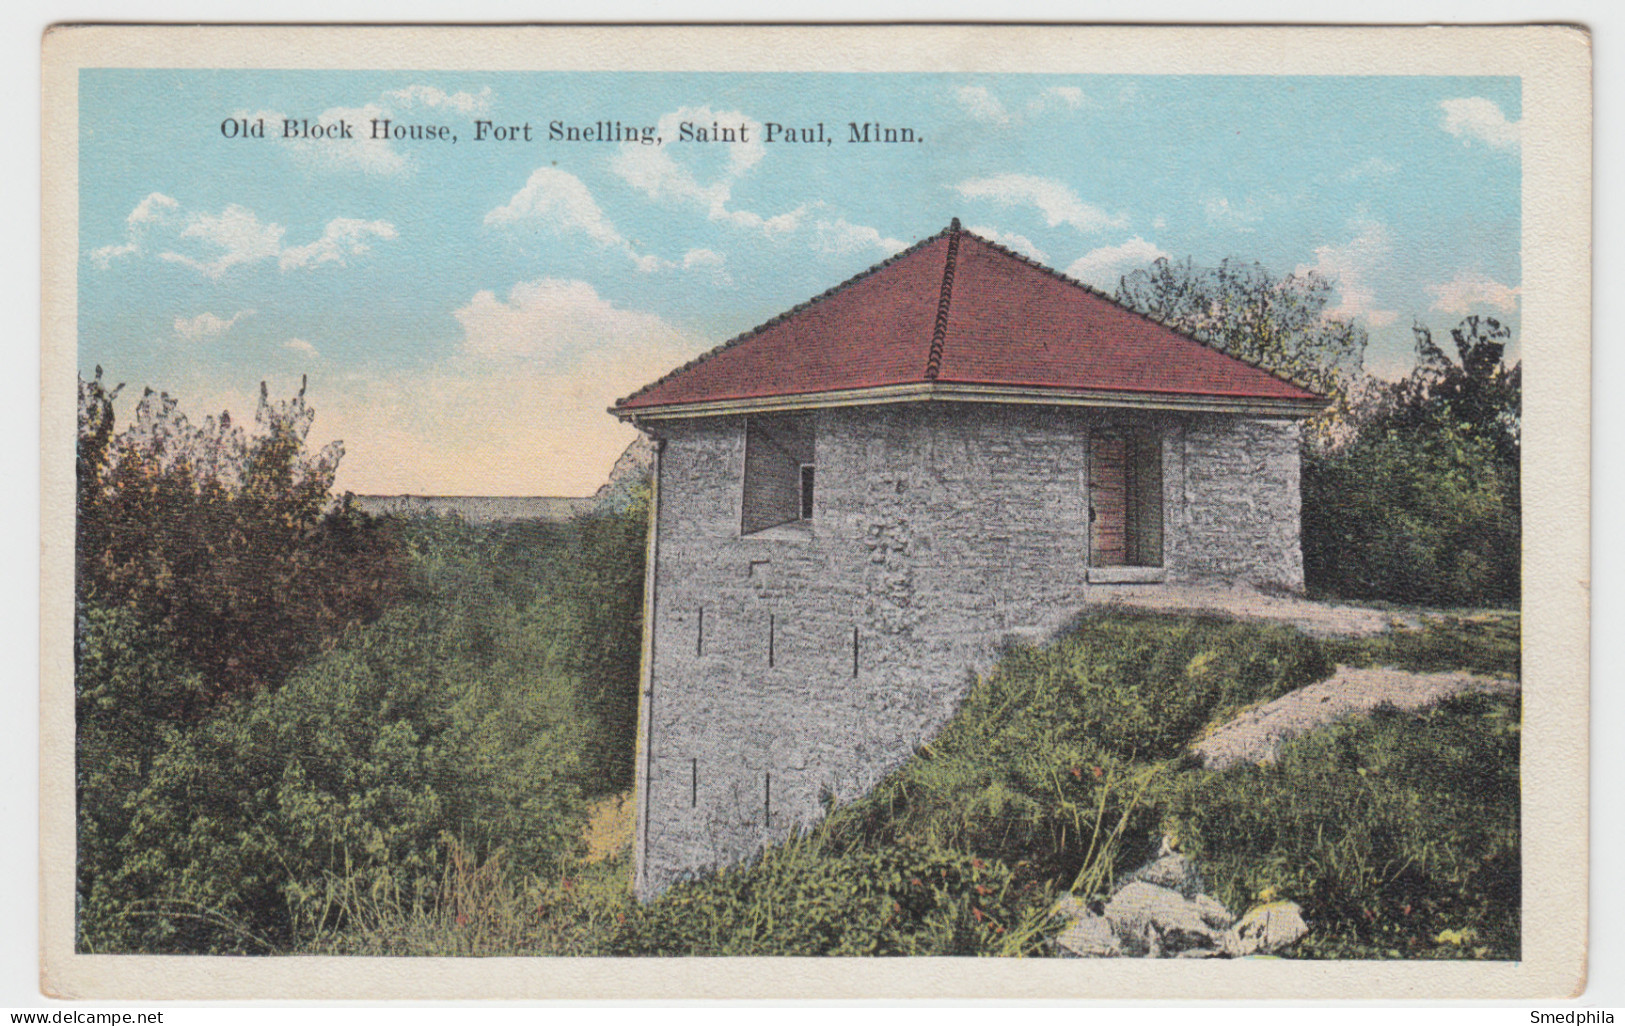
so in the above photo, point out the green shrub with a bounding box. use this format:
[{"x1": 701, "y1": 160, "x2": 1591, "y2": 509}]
[
  {"x1": 1303, "y1": 420, "x2": 1518, "y2": 609},
  {"x1": 1331, "y1": 613, "x2": 1521, "y2": 679},
  {"x1": 1166, "y1": 691, "x2": 1520, "y2": 959},
  {"x1": 616, "y1": 840, "x2": 1052, "y2": 956},
  {"x1": 77, "y1": 373, "x2": 406, "y2": 711},
  {"x1": 77, "y1": 509, "x2": 648, "y2": 954},
  {"x1": 825, "y1": 614, "x2": 1336, "y2": 890}
]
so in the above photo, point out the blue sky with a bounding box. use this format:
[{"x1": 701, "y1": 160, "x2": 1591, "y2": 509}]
[{"x1": 79, "y1": 71, "x2": 1522, "y2": 495}]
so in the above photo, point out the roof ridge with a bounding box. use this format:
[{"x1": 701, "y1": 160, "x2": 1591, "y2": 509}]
[
  {"x1": 923, "y1": 218, "x2": 962, "y2": 380},
  {"x1": 954, "y1": 228, "x2": 1323, "y2": 399},
  {"x1": 614, "y1": 223, "x2": 958, "y2": 409}
]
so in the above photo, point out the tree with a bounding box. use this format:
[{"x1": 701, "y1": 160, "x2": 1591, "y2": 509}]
[
  {"x1": 1115, "y1": 257, "x2": 1368, "y2": 444},
  {"x1": 76, "y1": 372, "x2": 405, "y2": 714},
  {"x1": 1300, "y1": 316, "x2": 1521, "y2": 608}
]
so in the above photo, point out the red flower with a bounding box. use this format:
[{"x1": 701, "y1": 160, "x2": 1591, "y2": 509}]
[
  {"x1": 971, "y1": 907, "x2": 985, "y2": 922},
  {"x1": 1069, "y1": 766, "x2": 1083, "y2": 779},
  {"x1": 456, "y1": 914, "x2": 468, "y2": 927},
  {"x1": 1091, "y1": 765, "x2": 1104, "y2": 780}
]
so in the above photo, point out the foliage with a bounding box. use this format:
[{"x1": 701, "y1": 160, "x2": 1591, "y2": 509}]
[
  {"x1": 1302, "y1": 317, "x2": 1521, "y2": 608},
  {"x1": 614, "y1": 840, "x2": 1052, "y2": 956},
  {"x1": 266, "y1": 611, "x2": 1517, "y2": 961},
  {"x1": 1115, "y1": 257, "x2": 1368, "y2": 441},
  {"x1": 1166, "y1": 692, "x2": 1521, "y2": 959},
  {"x1": 1330, "y1": 613, "x2": 1522, "y2": 679},
  {"x1": 76, "y1": 510, "x2": 649, "y2": 954},
  {"x1": 76, "y1": 370, "x2": 405, "y2": 712},
  {"x1": 822, "y1": 614, "x2": 1335, "y2": 893}
]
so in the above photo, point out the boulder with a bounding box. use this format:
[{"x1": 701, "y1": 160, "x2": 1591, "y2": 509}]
[
  {"x1": 1103, "y1": 881, "x2": 1230, "y2": 957},
  {"x1": 1119, "y1": 850, "x2": 1208, "y2": 900},
  {"x1": 1223, "y1": 901, "x2": 1309, "y2": 957},
  {"x1": 1054, "y1": 909, "x2": 1121, "y2": 958}
]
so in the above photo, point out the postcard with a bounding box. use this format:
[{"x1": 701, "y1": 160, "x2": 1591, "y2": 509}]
[{"x1": 40, "y1": 23, "x2": 1591, "y2": 999}]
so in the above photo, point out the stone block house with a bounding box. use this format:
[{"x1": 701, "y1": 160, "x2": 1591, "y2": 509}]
[{"x1": 612, "y1": 220, "x2": 1325, "y2": 898}]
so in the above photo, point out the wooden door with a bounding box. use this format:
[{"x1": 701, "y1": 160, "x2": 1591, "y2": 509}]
[{"x1": 1089, "y1": 435, "x2": 1128, "y2": 566}]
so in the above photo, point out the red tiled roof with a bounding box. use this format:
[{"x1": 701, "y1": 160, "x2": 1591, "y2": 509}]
[{"x1": 616, "y1": 221, "x2": 1322, "y2": 412}]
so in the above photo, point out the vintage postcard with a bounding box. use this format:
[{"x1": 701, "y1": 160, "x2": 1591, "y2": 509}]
[{"x1": 40, "y1": 24, "x2": 1590, "y2": 1000}]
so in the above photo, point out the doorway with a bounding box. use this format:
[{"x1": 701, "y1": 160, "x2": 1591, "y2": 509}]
[{"x1": 1089, "y1": 429, "x2": 1163, "y2": 567}]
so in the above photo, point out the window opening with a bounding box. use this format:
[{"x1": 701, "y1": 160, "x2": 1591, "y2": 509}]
[
  {"x1": 800, "y1": 464, "x2": 815, "y2": 519},
  {"x1": 741, "y1": 414, "x2": 815, "y2": 534}
]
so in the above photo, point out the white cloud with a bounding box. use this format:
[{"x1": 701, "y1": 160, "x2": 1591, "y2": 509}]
[
  {"x1": 174, "y1": 309, "x2": 253, "y2": 342},
  {"x1": 681, "y1": 248, "x2": 725, "y2": 271},
  {"x1": 90, "y1": 241, "x2": 139, "y2": 268},
  {"x1": 608, "y1": 105, "x2": 805, "y2": 236},
  {"x1": 956, "y1": 86, "x2": 1011, "y2": 125},
  {"x1": 967, "y1": 224, "x2": 1047, "y2": 264},
  {"x1": 284, "y1": 338, "x2": 319, "y2": 357},
  {"x1": 1296, "y1": 218, "x2": 1398, "y2": 327},
  {"x1": 1426, "y1": 271, "x2": 1522, "y2": 315},
  {"x1": 681, "y1": 249, "x2": 734, "y2": 282},
  {"x1": 953, "y1": 174, "x2": 1126, "y2": 234},
  {"x1": 1040, "y1": 86, "x2": 1086, "y2": 109},
  {"x1": 385, "y1": 84, "x2": 493, "y2": 115},
  {"x1": 486, "y1": 166, "x2": 672, "y2": 271},
  {"x1": 454, "y1": 278, "x2": 698, "y2": 366},
  {"x1": 279, "y1": 218, "x2": 399, "y2": 270},
  {"x1": 1064, "y1": 237, "x2": 1169, "y2": 288},
  {"x1": 1343, "y1": 156, "x2": 1400, "y2": 180},
  {"x1": 127, "y1": 191, "x2": 179, "y2": 227},
  {"x1": 251, "y1": 106, "x2": 408, "y2": 176},
  {"x1": 1203, "y1": 194, "x2": 1262, "y2": 231},
  {"x1": 485, "y1": 167, "x2": 622, "y2": 245},
  {"x1": 99, "y1": 196, "x2": 396, "y2": 279},
  {"x1": 811, "y1": 218, "x2": 907, "y2": 257},
  {"x1": 91, "y1": 192, "x2": 180, "y2": 268},
  {"x1": 1440, "y1": 97, "x2": 1521, "y2": 150},
  {"x1": 313, "y1": 280, "x2": 706, "y2": 496},
  {"x1": 159, "y1": 204, "x2": 287, "y2": 279}
]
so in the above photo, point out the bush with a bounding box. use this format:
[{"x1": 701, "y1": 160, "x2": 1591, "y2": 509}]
[
  {"x1": 77, "y1": 372, "x2": 405, "y2": 712},
  {"x1": 824, "y1": 614, "x2": 1335, "y2": 891},
  {"x1": 615, "y1": 840, "x2": 1051, "y2": 956},
  {"x1": 76, "y1": 511, "x2": 648, "y2": 954},
  {"x1": 1302, "y1": 316, "x2": 1520, "y2": 609},
  {"x1": 1166, "y1": 691, "x2": 1520, "y2": 959},
  {"x1": 1303, "y1": 420, "x2": 1518, "y2": 608}
]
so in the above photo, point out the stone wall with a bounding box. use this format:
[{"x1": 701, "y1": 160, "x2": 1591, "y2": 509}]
[
  {"x1": 633, "y1": 402, "x2": 1302, "y2": 898},
  {"x1": 1168, "y1": 416, "x2": 1304, "y2": 589}
]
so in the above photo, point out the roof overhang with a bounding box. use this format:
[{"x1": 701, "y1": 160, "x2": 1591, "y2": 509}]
[{"x1": 614, "y1": 381, "x2": 1328, "y2": 425}]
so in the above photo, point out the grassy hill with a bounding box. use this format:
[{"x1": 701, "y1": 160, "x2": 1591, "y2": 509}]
[{"x1": 80, "y1": 500, "x2": 1518, "y2": 959}]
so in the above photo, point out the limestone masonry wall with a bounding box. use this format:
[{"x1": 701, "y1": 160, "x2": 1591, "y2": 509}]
[{"x1": 634, "y1": 403, "x2": 1302, "y2": 898}]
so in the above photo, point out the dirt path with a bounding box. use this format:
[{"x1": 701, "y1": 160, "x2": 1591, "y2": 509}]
[
  {"x1": 1192, "y1": 665, "x2": 1520, "y2": 771},
  {"x1": 1094, "y1": 584, "x2": 1424, "y2": 639}
]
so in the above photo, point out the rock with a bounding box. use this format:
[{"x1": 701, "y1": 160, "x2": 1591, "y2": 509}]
[
  {"x1": 1054, "y1": 910, "x2": 1121, "y2": 958},
  {"x1": 1050, "y1": 893, "x2": 1120, "y2": 957},
  {"x1": 1103, "y1": 881, "x2": 1230, "y2": 957},
  {"x1": 1223, "y1": 901, "x2": 1309, "y2": 957},
  {"x1": 1119, "y1": 850, "x2": 1208, "y2": 900},
  {"x1": 591, "y1": 435, "x2": 656, "y2": 512},
  {"x1": 1193, "y1": 893, "x2": 1237, "y2": 930}
]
